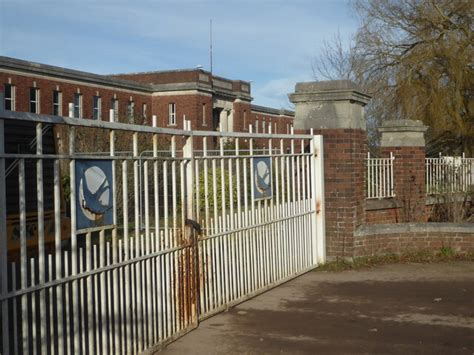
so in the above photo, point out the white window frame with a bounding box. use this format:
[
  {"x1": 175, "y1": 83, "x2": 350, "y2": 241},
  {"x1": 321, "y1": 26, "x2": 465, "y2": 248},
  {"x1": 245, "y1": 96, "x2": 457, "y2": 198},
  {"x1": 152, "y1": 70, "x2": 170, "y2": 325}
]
[
  {"x1": 111, "y1": 98, "x2": 119, "y2": 121},
  {"x1": 30, "y1": 87, "x2": 40, "y2": 114},
  {"x1": 93, "y1": 96, "x2": 102, "y2": 120},
  {"x1": 142, "y1": 103, "x2": 147, "y2": 121},
  {"x1": 202, "y1": 103, "x2": 207, "y2": 126},
  {"x1": 168, "y1": 103, "x2": 176, "y2": 126},
  {"x1": 262, "y1": 119, "x2": 266, "y2": 133},
  {"x1": 127, "y1": 100, "x2": 135, "y2": 123},
  {"x1": 53, "y1": 90, "x2": 62, "y2": 116},
  {"x1": 255, "y1": 118, "x2": 259, "y2": 133},
  {"x1": 73, "y1": 93, "x2": 83, "y2": 118},
  {"x1": 4, "y1": 84, "x2": 15, "y2": 111}
]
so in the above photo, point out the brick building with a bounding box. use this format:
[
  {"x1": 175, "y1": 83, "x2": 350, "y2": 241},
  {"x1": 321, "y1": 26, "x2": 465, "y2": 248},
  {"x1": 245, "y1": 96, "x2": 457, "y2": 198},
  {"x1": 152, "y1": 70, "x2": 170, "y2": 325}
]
[{"x1": 0, "y1": 56, "x2": 294, "y2": 140}]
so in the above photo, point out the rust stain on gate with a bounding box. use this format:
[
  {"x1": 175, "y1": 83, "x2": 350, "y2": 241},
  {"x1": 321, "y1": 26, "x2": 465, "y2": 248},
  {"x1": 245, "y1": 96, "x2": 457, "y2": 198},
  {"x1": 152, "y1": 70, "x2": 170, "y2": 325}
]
[{"x1": 175, "y1": 227, "x2": 199, "y2": 330}]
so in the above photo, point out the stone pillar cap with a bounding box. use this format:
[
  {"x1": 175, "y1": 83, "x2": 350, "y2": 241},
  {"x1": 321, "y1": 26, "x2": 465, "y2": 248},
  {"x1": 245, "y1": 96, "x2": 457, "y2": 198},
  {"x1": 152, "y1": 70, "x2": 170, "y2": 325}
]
[
  {"x1": 379, "y1": 120, "x2": 428, "y2": 147},
  {"x1": 378, "y1": 119, "x2": 428, "y2": 133},
  {"x1": 289, "y1": 80, "x2": 371, "y2": 106}
]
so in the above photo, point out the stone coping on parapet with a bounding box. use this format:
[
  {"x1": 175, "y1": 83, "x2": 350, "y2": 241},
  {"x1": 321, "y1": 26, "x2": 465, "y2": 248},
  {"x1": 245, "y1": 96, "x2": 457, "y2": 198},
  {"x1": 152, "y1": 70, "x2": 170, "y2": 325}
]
[
  {"x1": 365, "y1": 195, "x2": 472, "y2": 211},
  {"x1": 355, "y1": 222, "x2": 474, "y2": 237},
  {"x1": 0, "y1": 55, "x2": 153, "y2": 92},
  {"x1": 251, "y1": 104, "x2": 294, "y2": 117},
  {"x1": 378, "y1": 119, "x2": 428, "y2": 133},
  {"x1": 379, "y1": 120, "x2": 428, "y2": 147},
  {"x1": 289, "y1": 80, "x2": 371, "y2": 106}
]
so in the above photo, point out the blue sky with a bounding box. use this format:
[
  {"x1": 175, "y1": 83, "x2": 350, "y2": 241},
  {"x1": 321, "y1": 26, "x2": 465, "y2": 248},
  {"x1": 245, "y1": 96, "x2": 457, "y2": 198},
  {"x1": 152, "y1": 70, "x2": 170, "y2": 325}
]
[{"x1": 0, "y1": 0, "x2": 358, "y2": 109}]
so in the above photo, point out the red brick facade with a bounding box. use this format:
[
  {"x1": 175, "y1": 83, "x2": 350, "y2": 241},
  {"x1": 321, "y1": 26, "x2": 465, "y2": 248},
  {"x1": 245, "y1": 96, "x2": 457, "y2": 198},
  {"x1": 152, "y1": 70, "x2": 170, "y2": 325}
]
[
  {"x1": 312, "y1": 128, "x2": 367, "y2": 258},
  {"x1": 354, "y1": 225, "x2": 474, "y2": 257},
  {"x1": 380, "y1": 146, "x2": 428, "y2": 223},
  {"x1": 0, "y1": 56, "x2": 294, "y2": 135},
  {"x1": 0, "y1": 72, "x2": 152, "y2": 124}
]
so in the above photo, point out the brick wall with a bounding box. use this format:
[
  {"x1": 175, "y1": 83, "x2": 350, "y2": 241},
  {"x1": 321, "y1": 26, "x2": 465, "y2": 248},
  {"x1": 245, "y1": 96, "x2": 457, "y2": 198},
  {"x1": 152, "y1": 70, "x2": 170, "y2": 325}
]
[
  {"x1": 1, "y1": 72, "x2": 152, "y2": 124},
  {"x1": 366, "y1": 207, "x2": 400, "y2": 224},
  {"x1": 233, "y1": 101, "x2": 252, "y2": 132},
  {"x1": 312, "y1": 128, "x2": 367, "y2": 258},
  {"x1": 380, "y1": 146, "x2": 427, "y2": 222},
  {"x1": 354, "y1": 224, "x2": 474, "y2": 257},
  {"x1": 112, "y1": 70, "x2": 202, "y2": 85}
]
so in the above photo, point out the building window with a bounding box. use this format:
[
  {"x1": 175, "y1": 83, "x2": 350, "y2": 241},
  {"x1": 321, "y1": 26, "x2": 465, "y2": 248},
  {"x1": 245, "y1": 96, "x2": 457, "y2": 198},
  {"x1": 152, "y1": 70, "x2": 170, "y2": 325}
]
[
  {"x1": 29, "y1": 87, "x2": 40, "y2": 113},
  {"x1": 262, "y1": 119, "x2": 266, "y2": 133},
  {"x1": 142, "y1": 103, "x2": 147, "y2": 121},
  {"x1": 52, "y1": 90, "x2": 62, "y2": 116},
  {"x1": 4, "y1": 84, "x2": 15, "y2": 111},
  {"x1": 127, "y1": 100, "x2": 135, "y2": 123},
  {"x1": 202, "y1": 103, "x2": 207, "y2": 126},
  {"x1": 274, "y1": 121, "x2": 277, "y2": 134},
  {"x1": 286, "y1": 123, "x2": 290, "y2": 134},
  {"x1": 93, "y1": 96, "x2": 101, "y2": 120},
  {"x1": 168, "y1": 103, "x2": 176, "y2": 125},
  {"x1": 255, "y1": 119, "x2": 259, "y2": 133},
  {"x1": 73, "y1": 93, "x2": 82, "y2": 118},
  {"x1": 111, "y1": 98, "x2": 118, "y2": 121},
  {"x1": 243, "y1": 110, "x2": 247, "y2": 130}
]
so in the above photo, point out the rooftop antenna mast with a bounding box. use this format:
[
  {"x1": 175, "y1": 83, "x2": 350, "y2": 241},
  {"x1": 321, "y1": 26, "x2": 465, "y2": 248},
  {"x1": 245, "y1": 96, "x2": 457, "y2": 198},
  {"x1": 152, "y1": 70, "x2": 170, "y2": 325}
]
[{"x1": 210, "y1": 19, "x2": 213, "y2": 74}]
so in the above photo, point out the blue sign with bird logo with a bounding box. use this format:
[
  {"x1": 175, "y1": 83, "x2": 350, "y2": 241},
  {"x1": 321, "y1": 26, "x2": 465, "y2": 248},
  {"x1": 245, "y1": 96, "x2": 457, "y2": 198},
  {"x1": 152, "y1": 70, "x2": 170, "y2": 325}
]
[
  {"x1": 253, "y1": 157, "x2": 272, "y2": 200},
  {"x1": 75, "y1": 160, "x2": 113, "y2": 230}
]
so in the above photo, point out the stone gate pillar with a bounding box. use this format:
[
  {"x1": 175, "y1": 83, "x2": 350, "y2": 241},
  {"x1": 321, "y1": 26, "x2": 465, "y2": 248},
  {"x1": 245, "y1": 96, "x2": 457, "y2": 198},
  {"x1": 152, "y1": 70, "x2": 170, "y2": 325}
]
[
  {"x1": 289, "y1": 80, "x2": 371, "y2": 259},
  {"x1": 379, "y1": 120, "x2": 428, "y2": 222}
]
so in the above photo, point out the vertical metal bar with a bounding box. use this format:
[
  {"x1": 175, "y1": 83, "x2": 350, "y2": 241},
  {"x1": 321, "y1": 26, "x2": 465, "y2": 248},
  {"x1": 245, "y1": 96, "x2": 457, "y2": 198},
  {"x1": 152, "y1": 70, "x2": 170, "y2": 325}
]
[
  {"x1": 93, "y1": 245, "x2": 99, "y2": 355},
  {"x1": 212, "y1": 150, "x2": 221, "y2": 307},
  {"x1": 203, "y1": 138, "x2": 212, "y2": 312},
  {"x1": 235, "y1": 138, "x2": 242, "y2": 298},
  {"x1": 183, "y1": 129, "x2": 196, "y2": 324},
  {"x1": 390, "y1": 152, "x2": 394, "y2": 196},
  {"x1": 19, "y1": 158, "x2": 30, "y2": 355},
  {"x1": 144, "y1": 160, "x2": 153, "y2": 345},
  {"x1": 312, "y1": 135, "x2": 325, "y2": 264},
  {"x1": 0, "y1": 105, "x2": 10, "y2": 355},
  {"x1": 219, "y1": 138, "x2": 229, "y2": 303},
  {"x1": 31, "y1": 258, "x2": 37, "y2": 355},
  {"x1": 179, "y1": 146, "x2": 187, "y2": 330},
  {"x1": 47, "y1": 255, "x2": 53, "y2": 355},
  {"x1": 53, "y1": 158, "x2": 63, "y2": 355},
  {"x1": 243, "y1": 132, "x2": 250, "y2": 294},
  {"x1": 122, "y1": 159, "x2": 132, "y2": 355},
  {"x1": 106, "y1": 243, "x2": 113, "y2": 353},
  {"x1": 170, "y1": 135, "x2": 177, "y2": 334},
  {"x1": 68, "y1": 104, "x2": 80, "y2": 354},
  {"x1": 35, "y1": 122, "x2": 47, "y2": 355},
  {"x1": 79, "y1": 248, "x2": 85, "y2": 355},
  {"x1": 12, "y1": 262, "x2": 18, "y2": 355},
  {"x1": 99, "y1": 228, "x2": 108, "y2": 355},
  {"x1": 109, "y1": 111, "x2": 120, "y2": 355},
  {"x1": 274, "y1": 140, "x2": 281, "y2": 280},
  {"x1": 249, "y1": 125, "x2": 257, "y2": 291},
  {"x1": 86, "y1": 232, "x2": 93, "y2": 355},
  {"x1": 163, "y1": 154, "x2": 171, "y2": 339},
  {"x1": 227, "y1": 141, "x2": 236, "y2": 301}
]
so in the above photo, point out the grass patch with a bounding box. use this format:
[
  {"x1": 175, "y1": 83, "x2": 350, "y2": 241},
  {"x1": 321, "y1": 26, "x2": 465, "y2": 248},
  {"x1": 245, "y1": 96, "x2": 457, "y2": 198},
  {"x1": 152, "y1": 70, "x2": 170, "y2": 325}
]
[{"x1": 316, "y1": 249, "x2": 474, "y2": 272}]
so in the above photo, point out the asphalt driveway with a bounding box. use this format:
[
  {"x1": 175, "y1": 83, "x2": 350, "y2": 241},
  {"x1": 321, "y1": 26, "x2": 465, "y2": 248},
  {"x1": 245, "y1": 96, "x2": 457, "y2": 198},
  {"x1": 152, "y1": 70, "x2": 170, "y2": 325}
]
[{"x1": 160, "y1": 262, "x2": 474, "y2": 354}]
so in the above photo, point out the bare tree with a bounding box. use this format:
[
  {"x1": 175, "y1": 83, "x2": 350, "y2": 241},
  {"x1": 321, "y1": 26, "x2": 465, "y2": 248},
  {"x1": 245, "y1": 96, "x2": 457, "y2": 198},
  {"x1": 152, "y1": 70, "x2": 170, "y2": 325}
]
[{"x1": 313, "y1": 0, "x2": 474, "y2": 155}]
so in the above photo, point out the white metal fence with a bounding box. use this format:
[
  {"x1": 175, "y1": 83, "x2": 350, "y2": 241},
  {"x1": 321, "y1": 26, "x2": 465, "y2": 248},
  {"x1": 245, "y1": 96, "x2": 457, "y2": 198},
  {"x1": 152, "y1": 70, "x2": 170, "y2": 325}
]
[
  {"x1": 366, "y1": 152, "x2": 395, "y2": 199},
  {"x1": 0, "y1": 105, "x2": 325, "y2": 354},
  {"x1": 426, "y1": 154, "x2": 474, "y2": 195}
]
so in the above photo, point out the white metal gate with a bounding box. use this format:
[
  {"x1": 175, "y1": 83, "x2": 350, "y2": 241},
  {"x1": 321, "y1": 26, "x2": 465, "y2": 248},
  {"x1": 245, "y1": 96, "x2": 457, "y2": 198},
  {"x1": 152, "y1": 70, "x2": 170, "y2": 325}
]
[{"x1": 0, "y1": 105, "x2": 325, "y2": 355}]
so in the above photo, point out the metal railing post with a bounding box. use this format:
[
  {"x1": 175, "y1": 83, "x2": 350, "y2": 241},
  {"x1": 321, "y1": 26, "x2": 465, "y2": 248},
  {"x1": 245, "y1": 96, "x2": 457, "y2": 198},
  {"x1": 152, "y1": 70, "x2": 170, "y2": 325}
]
[
  {"x1": 182, "y1": 120, "x2": 197, "y2": 322},
  {"x1": 0, "y1": 91, "x2": 10, "y2": 355},
  {"x1": 311, "y1": 132, "x2": 325, "y2": 264}
]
